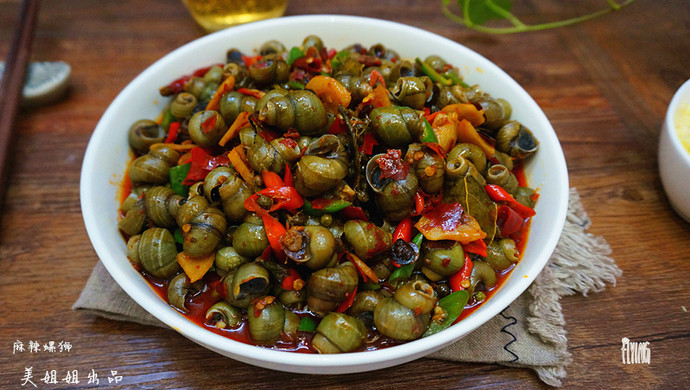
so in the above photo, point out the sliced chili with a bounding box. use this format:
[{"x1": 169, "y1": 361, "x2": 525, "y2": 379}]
[
  {"x1": 484, "y1": 184, "x2": 536, "y2": 219},
  {"x1": 392, "y1": 217, "x2": 413, "y2": 243},
  {"x1": 462, "y1": 239, "x2": 488, "y2": 258},
  {"x1": 336, "y1": 285, "x2": 357, "y2": 313},
  {"x1": 449, "y1": 253, "x2": 473, "y2": 292}
]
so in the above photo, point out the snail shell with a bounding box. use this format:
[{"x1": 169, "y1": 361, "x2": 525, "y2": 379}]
[
  {"x1": 176, "y1": 194, "x2": 227, "y2": 257},
  {"x1": 307, "y1": 261, "x2": 359, "y2": 316},
  {"x1": 128, "y1": 144, "x2": 180, "y2": 185}
]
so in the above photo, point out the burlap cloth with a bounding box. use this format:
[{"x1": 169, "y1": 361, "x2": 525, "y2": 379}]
[{"x1": 73, "y1": 188, "x2": 621, "y2": 386}]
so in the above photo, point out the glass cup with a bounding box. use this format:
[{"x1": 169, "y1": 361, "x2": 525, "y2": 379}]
[{"x1": 181, "y1": 0, "x2": 288, "y2": 32}]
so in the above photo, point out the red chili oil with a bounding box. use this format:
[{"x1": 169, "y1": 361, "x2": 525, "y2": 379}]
[{"x1": 376, "y1": 149, "x2": 410, "y2": 180}]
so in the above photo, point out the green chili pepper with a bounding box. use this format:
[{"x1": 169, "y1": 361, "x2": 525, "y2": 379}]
[
  {"x1": 169, "y1": 163, "x2": 191, "y2": 197},
  {"x1": 160, "y1": 108, "x2": 175, "y2": 131},
  {"x1": 303, "y1": 199, "x2": 352, "y2": 216},
  {"x1": 391, "y1": 231, "x2": 422, "y2": 278},
  {"x1": 415, "y1": 57, "x2": 452, "y2": 86},
  {"x1": 412, "y1": 233, "x2": 424, "y2": 248},
  {"x1": 442, "y1": 70, "x2": 470, "y2": 88},
  {"x1": 421, "y1": 118, "x2": 438, "y2": 143},
  {"x1": 173, "y1": 228, "x2": 184, "y2": 245},
  {"x1": 286, "y1": 47, "x2": 305, "y2": 66},
  {"x1": 297, "y1": 316, "x2": 316, "y2": 332},
  {"x1": 287, "y1": 80, "x2": 305, "y2": 90},
  {"x1": 423, "y1": 290, "x2": 469, "y2": 337}
]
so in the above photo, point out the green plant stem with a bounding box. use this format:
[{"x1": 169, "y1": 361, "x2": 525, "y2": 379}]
[
  {"x1": 443, "y1": 0, "x2": 636, "y2": 34},
  {"x1": 485, "y1": 0, "x2": 526, "y2": 28}
]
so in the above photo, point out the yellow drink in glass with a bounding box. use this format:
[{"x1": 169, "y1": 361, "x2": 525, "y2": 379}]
[{"x1": 182, "y1": 0, "x2": 288, "y2": 32}]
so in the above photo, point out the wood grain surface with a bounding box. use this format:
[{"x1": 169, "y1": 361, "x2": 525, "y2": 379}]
[{"x1": 0, "y1": 0, "x2": 688, "y2": 388}]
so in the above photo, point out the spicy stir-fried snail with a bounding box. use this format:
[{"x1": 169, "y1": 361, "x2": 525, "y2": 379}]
[{"x1": 118, "y1": 36, "x2": 540, "y2": 353}]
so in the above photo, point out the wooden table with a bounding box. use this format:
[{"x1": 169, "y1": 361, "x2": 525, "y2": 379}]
[{"x1": 1, "y1": 0, "x2": 688, "y2": 388}]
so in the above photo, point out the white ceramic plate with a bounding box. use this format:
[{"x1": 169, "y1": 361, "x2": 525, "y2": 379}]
[{"x1": 80, "y1": 14, "x2": 569, "y2": 374}]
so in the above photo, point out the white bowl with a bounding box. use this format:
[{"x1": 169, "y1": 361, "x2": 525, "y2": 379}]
[
  {"x1": 80, "y1": 15, "x2": 569, "y2": 374},
  {"x1": 659, "y1": 79, "x2": 690, "y2": 222}
]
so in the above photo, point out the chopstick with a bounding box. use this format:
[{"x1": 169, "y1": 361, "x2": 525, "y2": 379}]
[{"x1": 0, "y1": 0, "x2": 41, "y2": 212}]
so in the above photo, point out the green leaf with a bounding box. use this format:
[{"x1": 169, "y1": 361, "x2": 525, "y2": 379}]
[
  {"x1": 286, "y1": 47, "x2": 305, "y2": 66},
  {"x1": 465, "y1": 0, "x2": 514, "y2": 25},
  {"x1": 444, "y1": 175, "x2": 498, "y2": 243},
  {"x1": 330, "y1": 50, "x2": 351, "y2": 70},
  {"x1": 388, "y1": 263, "x2": 414, "y2": 284},
  {"x1": 169, "y1": 163, "x2": 191, "y2": 197},
  {"x1": 298, "y1": 316, "x2": 316, "y2": 332},
  {"x1": 424, "y1": 290, "x2": 470, "y2": 336}
]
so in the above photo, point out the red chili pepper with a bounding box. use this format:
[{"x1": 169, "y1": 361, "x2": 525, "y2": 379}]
[
  {"x1": 328, "y1": 116, "x2": 347, "y2": 135},
  {"x1": 259, "y1": 246, "x2": 273, "y2": 261},
  {"x1": 243, "y1": 193, "x2": 263, "y2": 214},
  {"x1": 281, "y1": 268, "x2": 303, "y2": 291},
  {"x1": 165, "y1": 122, "x2": 180, "y2": 143},
  {"x1": 160, "y1": 75, "x2": 191, "y2": 96},
  {"x1": 241, "y1": 55, "x2": 262, "y2": 67},
  {"x1": 462, "y1": 239, "x2": 488, "y2": 257},
  {"x1": 414, "y1": 190, "x2": 425, "y2": 215},
  {"x1": 261, "y1": 213, "x2": 287, "y2": 263},
  {"x1": 159, "y1": 64, "x2": 221, "y2": 96},
  {"x1": 192, "y1": 64, "x2": 221, "y2": 77},
  {"x1": 338, "y1": 206, "x2": 369, "y2": 222},
  {"x1": 282, "y1": 128, "x2": 300, "y2": 139},
  {"x1": 236, "y1": 87, "x2": 265, "y2": 99},
  {"x1": 205, "y1": 154, "x2": 230, "y2": 170},
  {"x1": 484, "y1": 184, "x2": 536, "y2": 219},
  {"x1": 182, "y1": 147, "x2": 229, "y2": 185},
  {"x1": 278, "y1": 138, "x2": 298, "y2": 149},
  {"x1": 423, "y1": 142, "x2": 447, "y2": 159},
  {"x1": 262, "y1": 170, "x2": 284, "y2": 188},
  {"x1": 336, "y1": 285, "x2": 358, "y2": 313},
  {"x1": 369, "y1": 69, "x2": 386, "y2": 87},
  {"x1": 201, "y1": 114, "x2": 217, "y2": 134},
  {"x1": 392, "y1": 217, "x2": 413, "y2": 243},
  {"x1": 359, "y1": 132, "x2": 379, "y2": 155},
  {"x1": 449, "y1": 253, "x2": 473, "y2": 292},
  {"x1": 256, "y1": 186, "x2": 304, "y2": 212},
  {"x1": 283, "y1": 164, "x2": 293, "y2": 187},
  {"x1": 497, "y1": 205, "x2": 524, "y2": 237},
  {"x1": 425, "y1": 110, "x2": 441, "y2": 123}
]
